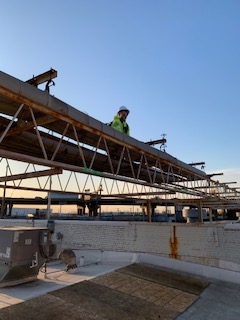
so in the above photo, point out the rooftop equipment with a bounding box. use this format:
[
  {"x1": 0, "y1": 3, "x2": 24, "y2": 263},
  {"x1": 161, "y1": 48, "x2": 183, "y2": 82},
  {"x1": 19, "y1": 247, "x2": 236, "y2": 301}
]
[{"x1": 0, "y1": 226, "x2": 49, "y2": 287}]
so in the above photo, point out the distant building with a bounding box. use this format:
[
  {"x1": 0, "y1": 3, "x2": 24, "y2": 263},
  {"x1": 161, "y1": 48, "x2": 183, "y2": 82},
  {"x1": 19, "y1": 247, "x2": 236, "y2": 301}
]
[{"x1": 8, "y1": 208, "x2": 50, "y2": 218}]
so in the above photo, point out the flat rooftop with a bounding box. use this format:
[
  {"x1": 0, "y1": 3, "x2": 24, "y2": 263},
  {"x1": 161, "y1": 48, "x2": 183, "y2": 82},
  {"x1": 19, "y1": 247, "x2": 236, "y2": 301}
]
[{"x1": 0, "y1": 250, "x2": 239, "y2": 319}]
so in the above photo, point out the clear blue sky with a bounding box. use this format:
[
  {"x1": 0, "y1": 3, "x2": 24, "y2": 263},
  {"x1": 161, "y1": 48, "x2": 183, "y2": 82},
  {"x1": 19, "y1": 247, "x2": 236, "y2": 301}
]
[{"x1": 1, "y1": 0, "x2": 240, "y2": 185}]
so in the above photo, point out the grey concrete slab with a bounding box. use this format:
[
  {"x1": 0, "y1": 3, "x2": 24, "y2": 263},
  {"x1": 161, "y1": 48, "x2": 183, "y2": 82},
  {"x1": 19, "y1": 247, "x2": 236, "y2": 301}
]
[{"x1": 176, "y1": 280, "x2": 240, "y2": 320}]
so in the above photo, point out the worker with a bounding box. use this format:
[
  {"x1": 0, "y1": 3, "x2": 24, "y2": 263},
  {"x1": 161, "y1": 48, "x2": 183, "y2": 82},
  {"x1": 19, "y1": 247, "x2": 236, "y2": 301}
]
[{"x1": 110, "y1": 106, "x2": 130, "y2": 135}]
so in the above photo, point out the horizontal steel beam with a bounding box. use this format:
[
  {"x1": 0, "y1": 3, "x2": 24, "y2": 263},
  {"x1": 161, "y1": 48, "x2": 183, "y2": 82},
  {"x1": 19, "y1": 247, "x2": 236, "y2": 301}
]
[
  {"x1": 0, "y1": 149, "x2": 204, "y2": 195},
  {"x1": 0, "y1": 168, "x2": 62, "y2": 182},
  {"x1": 26, "y1": 68, "x2": 57, "y2": 86}
]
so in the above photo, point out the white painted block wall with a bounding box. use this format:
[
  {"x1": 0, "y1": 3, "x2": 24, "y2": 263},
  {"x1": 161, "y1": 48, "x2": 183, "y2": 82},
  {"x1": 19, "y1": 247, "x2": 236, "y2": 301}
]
[
  {"x1": 52, "y1": 220, "x2": 240, "y2": 272},
  {"x1": 1, "y1": 219, "x2": 240, "y2": 273}
]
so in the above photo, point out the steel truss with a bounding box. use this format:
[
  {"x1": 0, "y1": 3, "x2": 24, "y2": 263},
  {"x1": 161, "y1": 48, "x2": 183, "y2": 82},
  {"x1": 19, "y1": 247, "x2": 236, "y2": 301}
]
[{"x1": 0, "y1": 70, "x2": 239, "y2": 210}]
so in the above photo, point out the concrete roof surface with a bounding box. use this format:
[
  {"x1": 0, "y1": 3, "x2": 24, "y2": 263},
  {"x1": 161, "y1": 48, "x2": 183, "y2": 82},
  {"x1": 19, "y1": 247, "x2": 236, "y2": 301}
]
[{"x1": 0, "y1": 251, "x2": 238, "y2": 319}]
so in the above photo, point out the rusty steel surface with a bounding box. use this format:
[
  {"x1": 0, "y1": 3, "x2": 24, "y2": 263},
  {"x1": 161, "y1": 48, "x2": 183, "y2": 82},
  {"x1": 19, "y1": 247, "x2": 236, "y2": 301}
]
[{"x1": 0, "y1": 70, "x2": 240, "y2": 208}]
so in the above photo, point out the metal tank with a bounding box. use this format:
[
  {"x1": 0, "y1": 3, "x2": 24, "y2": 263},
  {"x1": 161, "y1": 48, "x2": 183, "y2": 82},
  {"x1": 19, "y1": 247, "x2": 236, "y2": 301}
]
[{"x1": 182, "y1": 208, "x2": 208, "y2": 223}]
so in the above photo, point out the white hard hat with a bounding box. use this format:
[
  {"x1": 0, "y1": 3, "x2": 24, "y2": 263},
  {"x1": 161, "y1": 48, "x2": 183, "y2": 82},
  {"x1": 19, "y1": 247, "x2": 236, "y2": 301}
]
[{"x1": 118, "y1": 106, "x2": 130, "y2": 114}]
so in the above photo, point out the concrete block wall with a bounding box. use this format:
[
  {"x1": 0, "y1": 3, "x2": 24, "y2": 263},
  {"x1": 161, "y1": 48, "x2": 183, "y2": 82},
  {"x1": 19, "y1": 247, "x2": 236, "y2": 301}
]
[
  {"x1": 0, "y1": 218, "x2": 47, "y2": 229},
  {"x1": 1, "y1": 219, "x2": 240, "y2": 273},
  {"x1": 54, "y1": 220, "x2": 240, "y2": 272}
]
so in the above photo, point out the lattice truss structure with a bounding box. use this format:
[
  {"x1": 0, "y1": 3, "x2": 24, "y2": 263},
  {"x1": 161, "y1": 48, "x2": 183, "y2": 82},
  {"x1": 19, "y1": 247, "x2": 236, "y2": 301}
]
[{"x1": 0, "y1": 70, "x2": 239, "y2": 209}]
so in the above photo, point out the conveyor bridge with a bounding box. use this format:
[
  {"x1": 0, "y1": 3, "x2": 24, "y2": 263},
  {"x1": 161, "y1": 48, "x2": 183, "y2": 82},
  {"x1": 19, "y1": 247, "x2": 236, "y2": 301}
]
[{"x1": 0, "y1": 70, "x2": 239, "y2": 215}]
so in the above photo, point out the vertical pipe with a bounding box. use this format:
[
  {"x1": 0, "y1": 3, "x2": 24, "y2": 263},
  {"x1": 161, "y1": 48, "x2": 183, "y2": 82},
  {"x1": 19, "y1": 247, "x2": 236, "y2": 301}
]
[
  {"x1": 1, "y1": 164, "x2": 8, "y2": 218},
  {"x1": 98, "y1": 184, "x2": 102, "y2": 219},
  {"x1": 209, "y1": 207, "x2": 213, "y2": 223},
  {"x1": 47, "y1": 176, "x2": 52, "y2": 220},
  {"x1": 198, "y1": 202, "x2": 203, "y2": 223},
  {"x1": 146, "y1": 200, "x2": 151, "y2": 222}
]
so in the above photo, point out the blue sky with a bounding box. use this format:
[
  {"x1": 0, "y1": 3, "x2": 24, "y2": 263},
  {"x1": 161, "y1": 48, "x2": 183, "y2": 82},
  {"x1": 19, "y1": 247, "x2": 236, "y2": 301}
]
[{"x1": 1, "y1": 0, "x2": 240, "y2": 185}]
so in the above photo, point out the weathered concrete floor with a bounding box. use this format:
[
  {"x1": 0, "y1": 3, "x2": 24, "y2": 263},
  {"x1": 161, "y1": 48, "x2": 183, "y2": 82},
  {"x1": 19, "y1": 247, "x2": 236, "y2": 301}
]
[
  {"x1": 0, "y1": 263, "x2": 209, "y2": 320},
  {"x1": 177, "y1": 279, "x2": 240, "y2": 320}
]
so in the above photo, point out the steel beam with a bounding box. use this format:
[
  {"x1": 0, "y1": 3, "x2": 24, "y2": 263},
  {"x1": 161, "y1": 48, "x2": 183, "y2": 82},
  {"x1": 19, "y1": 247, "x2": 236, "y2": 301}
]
[
  {"x1": 26, "y1": 69, "x2": 57, "y2": 86},
  {"x1": 0, "y1": 168, "x2": 62, "y2": 182}
]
